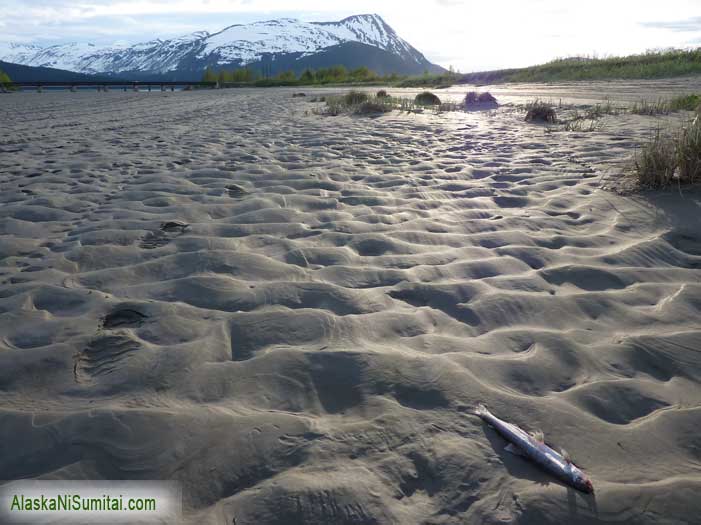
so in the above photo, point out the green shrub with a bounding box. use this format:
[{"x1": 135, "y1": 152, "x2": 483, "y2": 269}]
[
  {"x1": 0, "y1": 69, "x2": 12, "y2": 91},
  {"x1": 525, "y1": 99, "x2": 557, "y2": 123},
  {"x1": 415, "y1": 91, "x2": 441, "y2": 105}
]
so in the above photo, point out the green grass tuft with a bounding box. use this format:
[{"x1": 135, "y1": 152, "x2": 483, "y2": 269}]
[
  {"x1": 631, "y1": 94, "x2": 701, "y2": 115},
  {"x1": 635, "y1": 117, "x2": 701, "y2": 188}
]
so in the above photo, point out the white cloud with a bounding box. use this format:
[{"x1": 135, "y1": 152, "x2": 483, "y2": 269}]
[{"x1": 2, "y1": 0, "x2": 701, "y2": 70}]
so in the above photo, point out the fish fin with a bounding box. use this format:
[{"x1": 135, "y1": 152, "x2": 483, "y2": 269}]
[
  {"x1": 531, "y1": 430, "x2": 545, "y2": 443},
  {"x1": 561, "y1": 448, "x2": 572, "y2": 464},
  {"x1": 504, "y1": 443, "x2": 524, "y2": 456},
  {"x1": 474, "y1": 404, "x2": 488, "y2": 417}
]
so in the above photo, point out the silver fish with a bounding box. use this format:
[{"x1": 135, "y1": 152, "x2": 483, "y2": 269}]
[{"x1": 475, "y1": 404, "x2": 594, "y2": 493}]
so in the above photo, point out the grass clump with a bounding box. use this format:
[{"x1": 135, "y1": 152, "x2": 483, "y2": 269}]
[
  {"x1": 635, "y1": 118, "x2": 701, "y2": 188},
  {"x1": 669, "y1": 94, "x2": 700, "y2": 112},
  {"x1": 585, "y1": 100, "x2": 619, "y2": 118},
  {"x1": 415, "y1": 91, "x2": 441, "y2": 105},
  {"x1": 635, "y1": 129, "x2": 679, "y2": 187},
  {"x1": 464, "y1": 91, "x2": 497, "y2": 104},
  {"x1": 321, "y1": 91, "x2": 393, "y2": 116},
  {"x1": 676, "y1": 117, "x2": 701, "y2": 182},
  {"x1": 464, "y1": 91, "x2": 498, "y2": 109},
  {"x1": 632, "y1": 94, "x2": 701, "y2": 115},
  {"x1": 631, "y1": 99, "x2": 670, "y2": 115},
  {"x1": 525, "y1": 100, "x2": 557, "y2": 123},
  {"x1": 344, "y1": 90, "x2": 370, "y2": 105}
]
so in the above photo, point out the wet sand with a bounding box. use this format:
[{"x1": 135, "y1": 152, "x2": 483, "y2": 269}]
[{"x1": 1, "y1": 80, "x2": 701, "y2": 524}]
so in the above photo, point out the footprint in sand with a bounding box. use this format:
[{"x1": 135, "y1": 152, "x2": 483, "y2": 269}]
[
  {"x1": 226, "y1": 184, "x2": 248, "y2": 198},
  {"x1": 73, "y1": 334, "x2": 140, "y2": 385},
  {"x1": 101, "y1": 308, "x2": 148, "y2": 329}
]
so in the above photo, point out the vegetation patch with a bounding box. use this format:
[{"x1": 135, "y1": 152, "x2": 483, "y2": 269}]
[
  {"x1": 315, "y1": 90, "x2": 466, "y2": 116},
  {"x1": 525, "y1": 100, "x2": 557, "y2": 123},
  {"x1": 0, "y1": 69, "x2": 13, "y2": 91},
  {"x1": 635, "y1": 116, "x2": 701, "y2": 188},
  {"x1": 460, "y1": 49, "x2": 701, "y2": 84},
  {"x1": 464, "y1": 91, "x2": 497, "y2": 104},
  {"x1": 320, "y1": 92, "x2": 393, "y2": 116},
  {"x1": 415, "y1": 91, "x2": 441, "y2": 106},
  {"x1": 344, "y1": 90, "x2": 370, "y2": 105},
  {"x1": 632, "y1": 94, "x2": 701, "y2": 115}
]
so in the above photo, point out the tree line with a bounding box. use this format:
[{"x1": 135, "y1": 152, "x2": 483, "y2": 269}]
[{"x1": 202, "y1": 65, "x2": 403, "y2": 85}]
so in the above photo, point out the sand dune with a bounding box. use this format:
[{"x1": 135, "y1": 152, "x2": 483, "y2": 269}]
[{"x1": 1, "y1": 80, "x2": 701, "y2": 524}]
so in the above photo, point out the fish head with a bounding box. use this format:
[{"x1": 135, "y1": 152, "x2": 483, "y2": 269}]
[{"x1": 569, "y1": 466, "x2": 594, "y2": 493}]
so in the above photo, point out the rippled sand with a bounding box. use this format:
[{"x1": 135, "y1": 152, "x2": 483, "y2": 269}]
[{"x1": 1, "y1": 81, "x2": 701, "y2": 524}]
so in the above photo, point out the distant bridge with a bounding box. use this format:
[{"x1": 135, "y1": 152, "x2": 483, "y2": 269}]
[{"x1": 1, "y1": 81, "x2": 218, "y2": 92}]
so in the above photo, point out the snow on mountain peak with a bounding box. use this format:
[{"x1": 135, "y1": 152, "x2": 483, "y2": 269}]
[{"x1": 0, "y1": 14, "x2": 429, "y2": 75}]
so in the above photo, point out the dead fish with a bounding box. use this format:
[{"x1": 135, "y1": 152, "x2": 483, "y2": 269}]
[
  {"x1": 475, "y1": 404, "x2": 594, "y2": 493},
  {"x1": 160, "y1": 220, "x2": 189, "y2": 233}
]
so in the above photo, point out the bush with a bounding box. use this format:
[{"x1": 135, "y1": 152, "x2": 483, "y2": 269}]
[
  {"x1": 344, "y1": 90, "x2": 369, "y2": 105},
  {"x1": 525, "y1": 100, "x2": 557, "y2": 122},
  {"x1": 415, "y1": 91, "x2": 441, "y2": 105},
  {"x1": 376, "y1": 89, "x2": 389, "y2": 98}
]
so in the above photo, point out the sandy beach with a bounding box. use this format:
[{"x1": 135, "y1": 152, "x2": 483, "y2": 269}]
[{"x1": 1, "y1": 80, "x2": 701, "y2": 524}]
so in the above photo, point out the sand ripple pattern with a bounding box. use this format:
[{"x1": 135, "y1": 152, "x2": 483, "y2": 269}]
[{"x1": 1, "y1": 85, "x2": 701, "y2": 524}]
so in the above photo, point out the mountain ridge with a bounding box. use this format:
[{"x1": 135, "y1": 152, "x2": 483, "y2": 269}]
[{"x1": 0, "y1": 14, "x2": 443, "y2": 78}]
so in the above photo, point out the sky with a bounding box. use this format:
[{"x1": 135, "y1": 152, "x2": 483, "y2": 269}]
[{"x1": 1, "y1": 0, "x2": 701, "y2": 71}]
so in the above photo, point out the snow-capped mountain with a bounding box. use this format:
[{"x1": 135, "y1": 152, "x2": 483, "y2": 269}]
[{"x1": 0, "y1": 14, "x2": 441, "y2": 78}]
